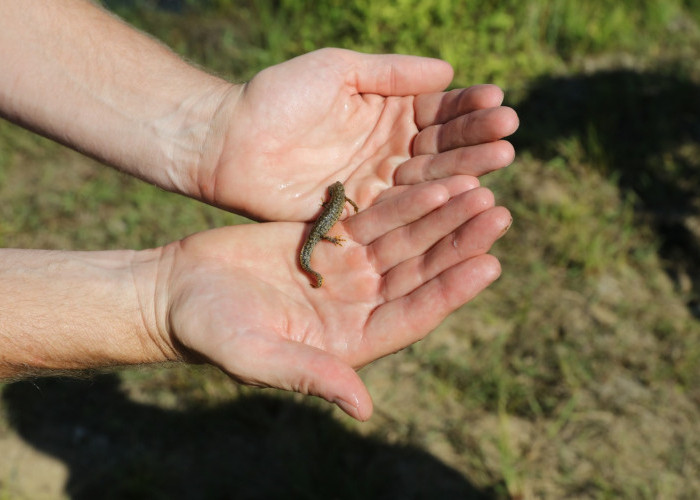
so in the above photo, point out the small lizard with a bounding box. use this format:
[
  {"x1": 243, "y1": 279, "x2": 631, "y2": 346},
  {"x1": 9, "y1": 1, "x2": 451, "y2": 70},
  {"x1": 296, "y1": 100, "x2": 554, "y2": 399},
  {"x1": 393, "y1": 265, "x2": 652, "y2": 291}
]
[{"x1": 300, "y1": 181, "x2": 359, "y2": 288}]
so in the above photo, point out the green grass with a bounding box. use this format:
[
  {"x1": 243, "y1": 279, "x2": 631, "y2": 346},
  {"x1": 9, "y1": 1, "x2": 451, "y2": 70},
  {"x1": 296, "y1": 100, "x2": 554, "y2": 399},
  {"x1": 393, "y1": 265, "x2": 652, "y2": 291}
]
[{"x1": 1, "y1": 1, "x2": 700, "y2": 498}]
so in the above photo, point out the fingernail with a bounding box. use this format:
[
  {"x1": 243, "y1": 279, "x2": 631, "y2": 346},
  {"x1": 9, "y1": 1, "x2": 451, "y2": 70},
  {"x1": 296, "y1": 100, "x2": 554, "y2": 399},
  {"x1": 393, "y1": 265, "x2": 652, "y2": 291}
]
[
  {"x1": 333, "y1": 398, "x2": 358, "y2": 418},
  {"x1": 500, "y1": 217, "x2": 513, "y2": 237}
]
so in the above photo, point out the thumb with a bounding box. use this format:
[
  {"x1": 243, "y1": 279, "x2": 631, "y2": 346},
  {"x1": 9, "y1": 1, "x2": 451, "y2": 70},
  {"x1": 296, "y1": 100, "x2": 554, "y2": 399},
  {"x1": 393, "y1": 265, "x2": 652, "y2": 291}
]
[
  {"x1": 215, "y1": 334, "x2": 374, "y2": 421},
  {"x1": 351, "y1": 52, "x2": 454, "y2": 96}
]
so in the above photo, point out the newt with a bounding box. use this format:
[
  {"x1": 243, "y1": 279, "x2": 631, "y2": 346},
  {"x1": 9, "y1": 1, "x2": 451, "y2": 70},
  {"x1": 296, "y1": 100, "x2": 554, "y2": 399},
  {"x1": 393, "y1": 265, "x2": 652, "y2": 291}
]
[{"x1": 300, "y1": 181, "x2": 359, "y2": 288}]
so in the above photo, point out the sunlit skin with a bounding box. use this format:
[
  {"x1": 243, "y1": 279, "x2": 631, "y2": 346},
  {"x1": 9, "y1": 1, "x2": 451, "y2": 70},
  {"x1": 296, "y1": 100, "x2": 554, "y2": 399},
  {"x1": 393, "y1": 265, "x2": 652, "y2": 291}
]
[
  {"x1": 203, "y1": 49, "x2": 519, "y2": 221},
  {"x1": 0, "y1": 177, "x2": 509, "y2": 422},
  {"x1": 0, "y1": 3, "x2": 518, "y2": 222},
  {"x1": 164, "y1": 177, "x2": 511, "y2": 420},
  {"x1": 0, "y1": 1, "x2": 518, "y2": 421}
]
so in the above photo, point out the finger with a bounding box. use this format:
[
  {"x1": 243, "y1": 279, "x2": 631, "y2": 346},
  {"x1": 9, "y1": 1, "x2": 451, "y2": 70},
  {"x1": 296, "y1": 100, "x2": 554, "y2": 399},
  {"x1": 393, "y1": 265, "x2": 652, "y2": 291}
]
[
  {"x1": 373, "y1": 174, "x2": 479, "y2": 205},
  {"x1": 216, "y1": 332, "x2": 374, "y2": 421},
  {"x1": 414, "y1": 85, "x2": 505, "y2": 129},
  {"x1": 368, "y1": 187, "x2": 496, "y2": 274},
  {"x1": 347, "y1": 176, "x2": 480, "y2": 245},
  {"x1": 351, "y1": 52, "x2": 454, "y2": 96},
  {"x1": 396, "y1": 140, "x2": 515, "y2": 184},
  {"x1": 364, "y1": 254, "x2": 502, "y2": 359},
  {"x1": 413, "y1": 106, "x2": 519, "y2": 155},
  {"x1": 382, "y1": 206, "x2": 512, "y2": 301}
]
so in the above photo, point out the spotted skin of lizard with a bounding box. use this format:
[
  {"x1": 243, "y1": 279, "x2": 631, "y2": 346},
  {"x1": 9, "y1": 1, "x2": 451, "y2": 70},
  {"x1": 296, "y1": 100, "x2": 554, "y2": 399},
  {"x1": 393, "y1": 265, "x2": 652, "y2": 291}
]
[{"x1": 300, "y1": 181, "x2": 359, "y2": 288}]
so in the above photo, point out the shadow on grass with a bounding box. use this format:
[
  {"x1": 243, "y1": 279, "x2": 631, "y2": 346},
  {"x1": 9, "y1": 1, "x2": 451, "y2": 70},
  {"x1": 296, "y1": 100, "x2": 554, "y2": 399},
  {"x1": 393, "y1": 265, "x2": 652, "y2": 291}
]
[
  {"x1": 2, "y1": 375, "x2": 498, "y2": 500},
  {"x1": 511, "y1": 66, "x2": 700, "y2": 309}
]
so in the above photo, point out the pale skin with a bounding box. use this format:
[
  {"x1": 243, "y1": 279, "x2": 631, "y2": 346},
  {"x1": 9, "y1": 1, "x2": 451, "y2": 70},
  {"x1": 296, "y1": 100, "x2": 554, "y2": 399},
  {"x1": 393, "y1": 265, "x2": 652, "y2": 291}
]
[
  {"x1": 0, "y1": 1, "x2": 518, "y2": 420},
  {"x1": 0, "y1": 178, "x2": 510, "y2": 420},
  {"x1": 209, "y1": 52, "x2": 518, "y2": 219},
  {"x1": 0, "y1": 0, "x2": 518, "y2": 221}
]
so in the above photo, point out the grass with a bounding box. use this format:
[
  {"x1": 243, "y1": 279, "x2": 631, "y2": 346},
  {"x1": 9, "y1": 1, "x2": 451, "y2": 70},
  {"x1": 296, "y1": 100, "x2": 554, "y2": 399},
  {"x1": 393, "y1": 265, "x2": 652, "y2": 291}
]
[{"x1": 1, "y1": 1, "x2": 700, "y2": 498}]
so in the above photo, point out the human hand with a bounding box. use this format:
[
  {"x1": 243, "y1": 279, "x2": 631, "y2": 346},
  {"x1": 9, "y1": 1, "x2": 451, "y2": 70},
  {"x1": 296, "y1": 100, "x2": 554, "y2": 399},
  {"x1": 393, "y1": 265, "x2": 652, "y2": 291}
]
[
  {"x1": 198, "y1": 48, "x2": 519, "y2": 221},
  {"x1": 157, "y1": 177, "x2": 511, "y2": 420}
]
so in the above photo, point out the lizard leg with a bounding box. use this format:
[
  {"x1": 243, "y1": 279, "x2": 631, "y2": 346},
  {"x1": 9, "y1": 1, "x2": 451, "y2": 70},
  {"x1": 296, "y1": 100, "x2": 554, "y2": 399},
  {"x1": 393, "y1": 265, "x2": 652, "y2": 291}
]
[
  {"x1": 345, "y1": 197, "x2": 359, "y2": 213},
  {"x1": 322, "y1": 234, "x2": 345, "y2": 246}
]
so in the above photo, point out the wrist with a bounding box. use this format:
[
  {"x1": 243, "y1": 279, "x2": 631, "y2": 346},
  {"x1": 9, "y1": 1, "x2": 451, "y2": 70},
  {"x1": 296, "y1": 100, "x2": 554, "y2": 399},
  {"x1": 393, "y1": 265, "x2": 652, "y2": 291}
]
[
  {"x1": 185, "y1": 82, "x2": 246, "y2": 205},
  {"x1": 0, "y1": 248, "x2": 179, "y2": 378},
  {"x1": 128, "y1": 247, "x2": 182, "y2": 364}
]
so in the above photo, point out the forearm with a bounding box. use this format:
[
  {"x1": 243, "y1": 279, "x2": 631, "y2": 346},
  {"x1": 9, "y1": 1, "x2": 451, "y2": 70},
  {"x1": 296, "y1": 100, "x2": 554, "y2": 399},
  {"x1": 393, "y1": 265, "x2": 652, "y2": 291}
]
[
  {"x1": 0, "y1": 0, "x2": 237, "y2": 197},
  {"x1": 0, "y1": 248, "x2": 176, "y2": 378}
]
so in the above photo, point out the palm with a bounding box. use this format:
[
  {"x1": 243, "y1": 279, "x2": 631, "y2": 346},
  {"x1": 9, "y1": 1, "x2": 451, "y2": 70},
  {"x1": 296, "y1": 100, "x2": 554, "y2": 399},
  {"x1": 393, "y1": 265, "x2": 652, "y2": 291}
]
[
  {"x1": 205, "y1": 49, "x2": 518, "y2": 221},
  {"x1": 165, "y1": 179, "x2": 511, "y2": 420},
  {"x1": 170, "y1": 223, "x2": 379, "y2": 364}
]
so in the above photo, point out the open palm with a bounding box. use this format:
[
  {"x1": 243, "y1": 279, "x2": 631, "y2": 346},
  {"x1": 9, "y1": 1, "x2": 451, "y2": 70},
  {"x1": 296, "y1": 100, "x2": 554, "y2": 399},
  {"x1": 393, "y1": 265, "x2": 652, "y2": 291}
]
[
  {"x1": 202, "y1": 49, "x2": 518, "y2": 221},
  {"x1": 162, "y1": 178, "x2": 511, "y2": 420}
]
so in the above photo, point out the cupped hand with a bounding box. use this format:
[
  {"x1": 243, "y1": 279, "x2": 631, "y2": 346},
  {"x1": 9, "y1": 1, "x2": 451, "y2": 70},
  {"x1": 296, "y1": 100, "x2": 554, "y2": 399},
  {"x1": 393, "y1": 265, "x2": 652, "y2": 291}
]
[
  {"x1": 160, "y1": 177, "x2": 511, "y2": 420},
  {"x1": 199, "y1": 48, "x2": 519, "y2": 221}
]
